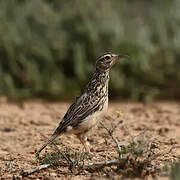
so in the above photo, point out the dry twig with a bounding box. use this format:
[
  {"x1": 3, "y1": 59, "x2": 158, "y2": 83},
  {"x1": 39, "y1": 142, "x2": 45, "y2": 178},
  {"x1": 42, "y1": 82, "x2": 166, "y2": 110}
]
[
  {"x1": 80, "y1": 159, "x2": 120, "y2": 169},
  {"x1": 21, "y1": 159, "x2": 121, "y2": 177},
  {"x1": 100, "y1": 121, "x2": 122, "y2": 158},
  {"x1": 21, "y1": 164, "x2": 51, "y2": 177}
]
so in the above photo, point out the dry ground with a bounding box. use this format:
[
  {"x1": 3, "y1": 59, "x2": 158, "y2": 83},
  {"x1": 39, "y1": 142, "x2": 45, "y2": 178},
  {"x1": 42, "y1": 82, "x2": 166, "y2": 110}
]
[{"x1": 0, "y1": 100, "x2": 180, "y2": 179}]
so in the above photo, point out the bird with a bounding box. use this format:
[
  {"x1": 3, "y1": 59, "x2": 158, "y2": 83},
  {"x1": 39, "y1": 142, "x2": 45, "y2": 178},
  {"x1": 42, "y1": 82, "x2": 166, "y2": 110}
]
[{"x1": 37, "y1": 52, "x2": 129, "y2": 154}]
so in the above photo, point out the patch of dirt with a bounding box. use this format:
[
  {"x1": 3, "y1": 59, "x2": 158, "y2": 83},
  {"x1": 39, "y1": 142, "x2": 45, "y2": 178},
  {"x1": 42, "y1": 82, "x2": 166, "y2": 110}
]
[{"x1": 0, "y1": 100, "x2": 180, "y2": 179}]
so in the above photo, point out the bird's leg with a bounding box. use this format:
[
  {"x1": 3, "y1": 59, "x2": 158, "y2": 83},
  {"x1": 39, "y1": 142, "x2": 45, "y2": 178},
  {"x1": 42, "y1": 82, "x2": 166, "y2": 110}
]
[{"x1": 77, "y1": 134, "x2": 91, "y2": 154}]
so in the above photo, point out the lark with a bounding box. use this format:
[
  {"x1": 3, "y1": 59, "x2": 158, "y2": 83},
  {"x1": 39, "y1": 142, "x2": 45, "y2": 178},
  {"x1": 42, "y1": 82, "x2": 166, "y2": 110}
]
[{"x1": 37, "y1": 52, "x2": 128, "y2": 154}]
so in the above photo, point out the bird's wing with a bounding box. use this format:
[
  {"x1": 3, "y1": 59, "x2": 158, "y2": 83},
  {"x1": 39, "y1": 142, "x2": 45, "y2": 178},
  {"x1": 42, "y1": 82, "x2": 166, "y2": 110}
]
[
  {"x1": 52, "y1": 92, "x2": 103, "y2": 135},
  {"x1": 38, "y1": 92, "x2": 104, "y2": 154}
]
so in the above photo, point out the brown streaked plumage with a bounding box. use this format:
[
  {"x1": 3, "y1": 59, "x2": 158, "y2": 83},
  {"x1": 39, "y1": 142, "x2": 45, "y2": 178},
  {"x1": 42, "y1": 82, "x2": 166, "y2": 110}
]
[{"x1": 37, "y1": 52, "x2": 129, "y2": 154}]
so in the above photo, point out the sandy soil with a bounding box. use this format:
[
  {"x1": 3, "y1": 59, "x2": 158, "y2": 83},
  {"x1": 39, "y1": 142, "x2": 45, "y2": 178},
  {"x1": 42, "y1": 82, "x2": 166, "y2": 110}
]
[{"x1": 0, "y1": 100, "x2": 180, "y2": 179}]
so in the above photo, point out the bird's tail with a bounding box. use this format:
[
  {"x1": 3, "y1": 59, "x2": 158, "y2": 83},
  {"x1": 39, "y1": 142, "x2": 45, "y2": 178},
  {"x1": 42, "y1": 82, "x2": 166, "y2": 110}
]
[
  {"x1": 37, "y1": 121, "x2": 66, "y2": 154},
  {"x1": 37, "y1": 132, "x2": 60, "y2": 154}
]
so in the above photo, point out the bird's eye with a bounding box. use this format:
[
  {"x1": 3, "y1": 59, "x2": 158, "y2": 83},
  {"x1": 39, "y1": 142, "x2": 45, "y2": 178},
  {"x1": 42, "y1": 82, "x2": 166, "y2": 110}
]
[{"x1": 105, "y1": 55, "x2": 110, "y2": 60}]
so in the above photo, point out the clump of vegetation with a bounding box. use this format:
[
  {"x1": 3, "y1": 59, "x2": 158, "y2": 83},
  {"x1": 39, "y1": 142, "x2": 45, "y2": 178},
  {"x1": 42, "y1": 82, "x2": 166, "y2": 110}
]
[
  {"x1": 36, "y1": 147, "x2": 92, "y2": 174},
  {"x1": 117, "y1": 132, "x2": 159, "y2": 178},
  {"x1": 0, "y1": 0, "x2": 180, "y2": 101},
  {"x1": 170, "y1": 160, "x2": 180, "y2": 180},
  {"x1": 39, "y1": 151, "x2": 63, "y2": 165}
]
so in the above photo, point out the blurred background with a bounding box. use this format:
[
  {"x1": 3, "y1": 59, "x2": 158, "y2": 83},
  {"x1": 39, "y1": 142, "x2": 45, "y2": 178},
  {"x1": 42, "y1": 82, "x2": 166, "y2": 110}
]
[{"x1": 0, "y1": 0, "x2": 180, "y2": 102}]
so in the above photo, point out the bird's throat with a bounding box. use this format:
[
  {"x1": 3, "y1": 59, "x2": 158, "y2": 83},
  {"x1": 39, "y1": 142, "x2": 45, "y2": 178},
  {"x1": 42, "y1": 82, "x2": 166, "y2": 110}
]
[{"x1": 86, "y1": 70, "x2": 110, "y2": 97}]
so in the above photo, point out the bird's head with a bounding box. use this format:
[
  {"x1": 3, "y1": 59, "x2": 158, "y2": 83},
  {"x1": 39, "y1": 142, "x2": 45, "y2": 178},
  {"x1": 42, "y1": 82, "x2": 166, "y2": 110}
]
[{"x1": 95, "y1": 52, "x2": 129, "y2": 72}]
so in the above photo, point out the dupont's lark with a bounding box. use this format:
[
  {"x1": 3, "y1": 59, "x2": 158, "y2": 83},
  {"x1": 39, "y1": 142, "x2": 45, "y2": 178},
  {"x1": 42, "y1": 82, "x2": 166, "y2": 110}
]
[{"x1": 38, "y1": 52, "x2": 128, "y2": 154}]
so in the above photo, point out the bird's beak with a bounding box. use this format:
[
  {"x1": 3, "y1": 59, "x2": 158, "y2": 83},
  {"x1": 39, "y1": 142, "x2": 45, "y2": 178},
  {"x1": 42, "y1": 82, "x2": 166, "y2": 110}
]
[
  {"x1": 118, "y1": 54, "x2": 129, "y2": 59},
  {"x1": 113, "y1": 54, "x2": 129, "y2": 63}
]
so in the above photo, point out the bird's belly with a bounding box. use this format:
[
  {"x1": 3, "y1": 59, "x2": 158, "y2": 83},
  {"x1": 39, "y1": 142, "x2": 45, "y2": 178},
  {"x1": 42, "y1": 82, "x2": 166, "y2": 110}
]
[
  {"x1": 74, "y1": 114, "x2": 103, "y2": 134},
  {"x1": 67, "y1": 98, "x2": 108, "y2": 135},
  {"x1": 82, "y1": 98, "x2": 108, "y2": 130}
]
